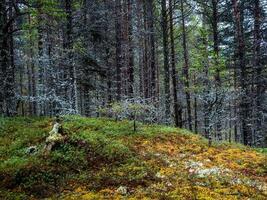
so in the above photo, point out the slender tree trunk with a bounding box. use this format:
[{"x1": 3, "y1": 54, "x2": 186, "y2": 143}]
[
  {"x1": 253, "y1": 0, "x2": 264, "y2": 147},
  {"x1": 233, "y1": 59, "x2": 238, "y2": 142},
  {"x1": 0, "y1": 0, "x2": 5, "y2": 115},
  {"x1": 65, "y1": 0, "x2": 78, "y2": 113},
  {"x1": 27, "y1": 15, "x2": 37, "y2": 115},
  {"x1": 27, "y1": 61, "x2": 33, "y2": 115},
  {"x1": 115, "y1": 0, "x2": 122, "y2": 101},
  {"x1": 37, "y1": 0, "x2": 45, "y2": 115},
  {"x1": 211, "y1": 0, "x2": 222, "y2": 140},
  {"x1": 8, "y1": 0, "x2": 15, "y2": 115},
  {"x1": 161, "y1": 0, "x2": 171, "y2": 123},
  {"x1": 19, "y1": 65, "x2": 25, "y2": 116},
  {"x1": 0, "y1": 0, "x2": 15, "y2": 116},
  {"x1": 127, "y1": 0, "x2": 134, "y2": 97},
  {"x1": 193, "y1": 74, "x2": 198, "y2": 133},
  {"x1": 147, "y1": 0, "x2": 157, "y2": 99},
  {"x1": 104, "y1": 4, "x2": 112, "y2": 105},
  {"x1": 232, "y1": 0, "x2": 251, "y2": 145},
  {"x1": 169, "y1": 0, "x2": 182, "y2": 127},
  {"x1": 181, "y1": 0, "x2": 192, "y2": 130},
  {"x1": 143, "y1": 1, "x2": 149, "y2": 98}
]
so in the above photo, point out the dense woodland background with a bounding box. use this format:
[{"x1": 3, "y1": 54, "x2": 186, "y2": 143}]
[{"x1": 0, "y1": 0, "x2": 267, "y2": 147}]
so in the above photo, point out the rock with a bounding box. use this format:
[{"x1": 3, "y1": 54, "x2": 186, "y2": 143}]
[
  {"x1": 116, "y1": 186, "x2": 127, "y2": 195},
  {"x1": 26, "y1": 146, "x2": 37, "y2": 154},
  {"x1": 178, "y1": 153, "x2": 187, "y2": 158},
  {"x1": 155, "y1": 172, "x2": 166, "y2": 179},
  {"x1": 186, "y1": 160, "x2": 204, "y2": 169},
  {"x1": 165, "y1": 181, "x2": 173, "y2": 187},
  {"x1": 196, "y1": 167, "x2": 221, "y2": 178}
]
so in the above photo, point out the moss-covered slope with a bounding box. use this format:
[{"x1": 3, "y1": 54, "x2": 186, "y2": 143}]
[{"x1": 0, "y1": 116, "x2": 266, "y2": 200}]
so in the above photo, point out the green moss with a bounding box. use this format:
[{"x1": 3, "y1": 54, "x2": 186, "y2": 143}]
[
  {"x1": 102, "y1": 141, "x2": 133, "y2": 163},
  {"x1": 0, "y1": 189, "x2": 28, "y2": 200},
  {"x1": 256, "y1": 148, "x2": 267, "y2": 154},
  {"x1": 49, "y1": 144, "x2": 88, "y2": 169},
  {"x1": 0, "y1": 116, "x2": 266, "y2": 199}
]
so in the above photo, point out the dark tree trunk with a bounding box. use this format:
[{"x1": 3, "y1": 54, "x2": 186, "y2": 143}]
[
  {"x1": 147, "y1": 0, "x2": 157, "y2": 99},
  {"x1": 161, "y1": 0, "x2": 171, "y2": 122},
  {"x1": 27, "y1": 15, "x2": 37, "y2": 116},
  {"x1": 137, "y1": 0, "x2": 144, "y2": 97},
  {"x1": 169, "y1": 0, "x2": 182, "y2": 127},
  {"x1": 232, "y1": 0, "x2": 251, "y2": 146},
  {"x1": 115, "y1": 0, "x2": 122, "y2": 101},
  {"x1": 193, "y1": 74, "x2": 198, "y2": 133},
  {"x1": 253, "y1": 0, "x2": 264, "y2": 147},
  {"x1": 143, "y1": 1, "x2": 149, "y2": 98},
  {"x1": 37, "y1": 0, "x2": 45, "y2": 115},
  {"x1": 0, "y1": 0, "x2": 4, "y2": 115},
  {"x1": 65, "y1": 0, "x2": 78, "y2": 113},
  {"x1": 127, "y1": 0, "x2": 134, "y2": 97},
  {"x1": 211, "y1": 0, "x2": 222, "y2": 140},
  {"x1": 181, "y1": 0, "x2": 192, "y2": 130},
  {"x1": 0, "y1": 0, "x2": 15, "y2": 116}
]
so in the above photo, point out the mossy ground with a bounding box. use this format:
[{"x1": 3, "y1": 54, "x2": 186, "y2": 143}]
[{"x1": 0, "y1": 116, "x2": 266, "y2": 200}]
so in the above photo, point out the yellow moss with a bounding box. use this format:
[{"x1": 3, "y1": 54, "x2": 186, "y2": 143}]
[{"x1": 81, "y1": 192, "x2": 102, "y2": 200}]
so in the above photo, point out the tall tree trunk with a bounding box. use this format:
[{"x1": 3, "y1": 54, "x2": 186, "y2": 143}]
[
  {"x1": 232, "y1": 0, "x2": 251, "y2": 145},
  {"x1": 143, "y1": 1, "x2": 149, "y2": 98},
  {"x1": 147, "y1": 0, "x2": 157, "y2": 99},
  {"x1": 127, "y1": 0, "x2": 134, "y2": 97},
  {"x1": 0, "y1": 0, "x2": 15, "y2": 116},
  {"x1": 115, "y1": 0, "x2": 122, "y2": 101},
  {"x1": 161, "y1": 0, "x2": 171, "y2": 123},
  {"x1": 37, "y1": 0, "x2": 45, "y2": 115},
  {"x1": 19, "y1": 65, "x2": 25, "y2": 116},
  {"x1": 27, "y1": 14, "x2": 37, "y2": 116},
  {"x1": 181, "y1": 0, "x2": 192, "y2": 130},
  {"x1": 169, "y1": 0, "x2": 182, "y2": 127},
  {"x1": 253, "y1": 0, "x2": 264, "y2": 147},
  {"x1": 137, "y1": 1, "x2": 144, "y2": 97},
  {"x1": 65, "y1": 0, "x2": 78, "y2": 113},
  {"x1": 233, "y1": 58, "x2": 238, "y2": 142},
  {"x1": 193, "y1": 74, "x2": 198, "y2": 133},
  {"x1": 0, "y1": 0, "x2": 5, "y2": 115},
  {"x1": 211, "y1": 0, "x2": 222, "y2": 140},
  {"x1": 8, "y1": 0, "x2": 15, "y2": 115}
]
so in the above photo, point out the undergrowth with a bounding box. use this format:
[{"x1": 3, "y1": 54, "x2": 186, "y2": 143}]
[{"x1": 0, "y1": 116, "x2": 266, "y2": 200}]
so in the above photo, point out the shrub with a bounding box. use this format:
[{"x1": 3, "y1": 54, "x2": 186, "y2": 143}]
[
  {"x1": 102, "y1": 141, "x2": 133, "y2": 163},
  {"x1": 71, "y1": 131, "x2": 134, "y2": 165},
  {"x1": 49, "y1": 143, "x2": 88, "y2": 169}
]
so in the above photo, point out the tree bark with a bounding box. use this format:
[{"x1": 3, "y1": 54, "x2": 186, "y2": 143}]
[
  {"x1": 115, "y1": 0, "x2": 122, "y2": 101},
  {"x1": 232, "y1": 0, "x2": 251, "y2": 146},
  {"x1": 147, "y1": 0, "x2": 157, "y2": 99},
  {"x1": 127, "y1": 0, "x2": 134, "y2": 97},
  {"x1": 181, "y1": 0, "x2": 192, "y2": 130},
  {"x1": 253, "y1": 0, "x2": 264, "y2": 147},
  {"x1": 161, "y1": 0, "x2": 171, "y2": 123},
  {"x1": 65, "y1": 0, "x2": 78, "y2": 113},
  {"x1": 0, "y1": 0, "x2": 15, "y2": 116},
  {"x1": 211, "y1": 0, "x2": 222, "y2": 140},
  {"x1": 169, "y1": 0, "x2": 182, "y2": 127}
]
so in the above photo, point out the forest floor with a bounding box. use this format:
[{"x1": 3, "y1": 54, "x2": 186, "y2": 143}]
[{"x1": 0, "y1": 116, "x2": 266, "y2": 200}]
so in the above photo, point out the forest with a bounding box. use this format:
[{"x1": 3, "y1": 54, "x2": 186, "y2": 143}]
[
  {"x1": 1, "y1": 0, "x2": 267, "y2": 146},
  {"x1": 0, "y1": 0, "x2": 267, "y2": 199}
]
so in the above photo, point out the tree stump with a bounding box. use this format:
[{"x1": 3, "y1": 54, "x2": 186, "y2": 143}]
[{"x1": 43, "y1": 118, "x2": 65, "y2": 154}]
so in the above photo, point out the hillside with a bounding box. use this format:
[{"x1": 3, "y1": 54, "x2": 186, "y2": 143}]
[{"x1": 0, "y1": 116, "x2": 266, "y2": 200}]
